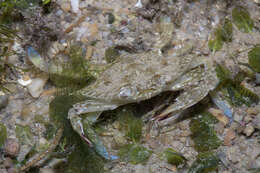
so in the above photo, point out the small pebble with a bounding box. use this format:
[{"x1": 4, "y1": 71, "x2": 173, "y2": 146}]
[
  {"x1": 60, "y1": 2, "x2": 71, "y2": 12},
  {"x1": 4, "y1": 138, "x2": 20, "y2": 157},
  {"x1": 3, "y1": 158, "x2": 13, "y2": 168},
  {"x1": 233, "y1": 113, "x2": 243, "y2": 122},
  {"x1": 255, "y1": 73, "x2": 260, "y2": 84},
  {"x1": 215, "y1": 122, "x2": 225, "y2": 134},
  {"x1": 247, "y1": 107, "x2": 259, "y2": 115},
  {"x1": 243, "y1": 123, "x2": 255, "y2": 136},
  {"x1": 252, "y1": 115, "x2": 260, "y2": 130},
  {"x1": 209, "y1": 108, "x2": 229, "y2": 126},
  {"x1": 0, "y1": 169, "x2": 8, "y2": 173},
  {"x1": 7, "y1": 168, "x2": 17, "y2": 173},
  {"x1": 243, "y1": 114, "x2": 253, "y2": 123},
  {"x1": 224, "y1": 129, "x2": 236, "y2": 146},
  {"x1": 71, "y1": 0, "x2": 79, "y2": 13},
  {"x1": 0, "y1": 95, "x2": 8, "y2": 110},
  {"x1": 39, "y1": 168, "x2": 55, "y2": 173},
  {"x1": 27, "y1": 77, "x2": 48, "y2": 98}
]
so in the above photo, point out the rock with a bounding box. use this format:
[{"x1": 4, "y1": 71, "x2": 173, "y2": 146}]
[
  {"x1": 0, "y1": 169, "x2": 8, "y2": 173},
  {"x1": 255, "y1": 73, "x2": 260, "y2": 84},
  {"x1": 233, "y1": 112, "x2": 243, "y2": 122},
  {"x1": 7, "y1": 168, "x2": 17, "y2": 173},
  {"x1": 214, "y1": 122, "x2": 225, "y2": 134},
  {"x1": 209, "y1": 108, "x2": 229, "y2": 125},
  {"x1": 3, "y1": 157, "x2": 13, "y2": 168},
  {"x1": 71, "y1": 0, "x2": 79, "y2": 13},
  {"x1": 39, "y1": 168, "x2": 55, "y2": 173},
  {"x1": 228, "y1": 146, "x2": 240, "y2": 163},
  {"x1": 27, "y1": 77, "x2": 48, "y2": 98},
  {"x1": 3, "y1": 138, "x2": 20, "y2": 157},
  {"x1": 252, "y1": 115, "x2": 260, "y2": 130},
  {"x1": 224, "y1": 129, "x2": 236, "y2": 146},
  {"x1": 247, "y1": 107, "x2": 259, "y2": 115},
  {"x1": 112, "y1": 132, "x2": 127, "y2": 149},
  {"x1": 0, "y1": 95, "x2": 8, "y2": 110},
  {"x1": 243, "y1": 123, "x2": 255, "y2": 136},
  {"x1": 243, "y1": 114, "x2": 253, "y2": 123},
  {"x1": 60, "y1": 2, "x2": 71, "y2": 12},
  {"x1": 135, "y1": 165, "x2": 147, "y2": 173}
]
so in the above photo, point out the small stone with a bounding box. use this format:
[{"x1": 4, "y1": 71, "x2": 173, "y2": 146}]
[
  {"x1": 243, "y1": 114, "x2": 253, "y2": 123},
  {"x1": 17, "y1": 75, "x2": 32, "y2": 86},
  {"x1": 3, "y1": 158, "x2": 13, "y2": 168},
  {"x1": 214, "y1": 122, "x2": 225, "y2": 134},
  {"x1": 27, "y1": 77, "x2": 48, "y2": 98},
  {"x1": 112, "y1": 132, "x2": 127, "y2": 149},
  {"x1": 247, "y1": 107, "x2": 259, "y2": 115},
  {"x1": 60, "y1": 2, "x2": 71, "y2": 12},
  {"x1": 85, "y1": 46, "x2": 93, "y2": 60},
  {"x1": 21, "y1": 106, "x2": 32, "y2": 120},
  {"x1": 209, "y1": 108, "x2": 229, "y2": 125},
  {"x1": 233, "y1": 113, "x2": 243, "y2": 122},
  {"x1": 135, "y1": 165, "x2": 147, "y2": 173},
  {"x1": 112, "y1": 121, "x2": 120, "y2": 129},
  {"x1": 0, "y1": 168, "x2": 8, "y2": 173},
  {"x1": 228, "y1": 146, "x2": 240, "y2": 163},
  {"x1": 224, "y1": 129, "x2": 236, "y2": 146},
  {"x1": 71, "y1": 0, "x2": 79, "y2": 13},
  {"x1": 252, "y1": 115, "x2": 260, "y2": 130},
  {"x1": 243, "y1": 124, "x2": 255, "y2": 136},
  {"x1": 39, "y1": 168, "x2": 55, "y2": 173},
  {"x1": 4, "y1": 138, "x2": 20, "y2": 157},
  {"x1": 0, "y1": 95, "x2": 8, "y2": 110},
  {"x1": 7, "y1": 168, "x2": 17, "y2": 173}
]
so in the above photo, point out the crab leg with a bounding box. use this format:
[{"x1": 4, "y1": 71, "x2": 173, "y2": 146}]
[
  {"x1": 68, "y1": 99, "x2": 119, "y2": 160},
  {"x1": 153, "y1": 66, "x2": 209, "y2": 120}
]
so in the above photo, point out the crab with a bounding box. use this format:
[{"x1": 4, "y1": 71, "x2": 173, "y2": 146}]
[{"x1": 67, "y1": 16, "x2": 219, "y2": 159}]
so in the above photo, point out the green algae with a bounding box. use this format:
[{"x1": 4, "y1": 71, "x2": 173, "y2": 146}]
[
  {"x1": 105, "y1": 47, "x2": 120, "y2": 63},
  {"x1": 248, "y1": 168, "x2": 260, "y2": 173},
  {"x1": 106, "y1": 13, "x2": 115, "y2": 24},
  {"x1": 44, "y1": 123, "x2": 56, "y2": 140},
  {"x1": 117, "y1": 107, "x2": 143, "y2": 142},
  {"x1": 248, "y1": 47, "x2": 260, "y2": 73},
  {"x1": 226, "y1": 84, "x2": 259, "y2": 106},
  {"x1": 188, "y1": 152, "x2": 220, "y2": 173},
  {"x1": 232, "y1": 6, "x2": 254, "y2": 33},
  {"x1": 215, "y1": 64, "x2": 232, "y2": 85},
  {"x1": 49, "y1": 45, "x2": 95, "y2": 90},
  {"x1": 208, "y1": 19, "x2": 233, "y2": 52},
  {"x1": 15, "y1": 124, "x2": 33, "y2": 145},
  {"x1": 118, "y1": 144, "x2": 152, "y2": 164},
  {"x1": 0, "y1": 123, "x2": 7, "y2": 148},
  {"x1": 221, "y1": 19, "x2": 233, "y2": 42},
  {"x1": 208, "y1": 36, "x2": 223, "y2": 53},
  {"x1": 49, "y1": 95, "x2": 105, "y2": 173},
  {"x1": 160, "y1": 148, "x2": 187, "y2": 167},
  {"x1": 189, "y1": 112, "x2": 221, "y2": 152},
  {"x1": 215, "y1": 63, "x2": 259, "y2": 107}
]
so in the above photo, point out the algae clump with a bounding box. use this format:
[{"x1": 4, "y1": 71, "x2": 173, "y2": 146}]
[
  {"x1": 248, "y1": 47, "x2": 260, "y2": 73},
  {"x1": 208, "y1": 19, "x2": 233, "y2": 52},
  {"x1": 190, "y1": 112, "x2": 221, "y2": 152},
  {"x1": 188, "y1": 152, "x2": 220, "y2": 173},
  {"x1": 49, "y1": 95, "x2": 105, "y2": 173},
  {"x1": 161, "y1": 148, "x2": 187, "y2": 167},
  {"x1": 117, "y1": 107, "x2": 143, "y2": 142},
  {"x1": 0, "y1": 123, "x2": 7, "y2": 148},
  {"x1": 105, "y1": 47, "x2": 120, "y2": 63},
  {"x1": 118, "y1": 144, "x2": 152, "y2": 165},
  {"x1": 232, "y1": 6, "x2": 254, "y2": 33},
  {"x1": 15, "y1": 124, "x2": 34, "y2": 145}
]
